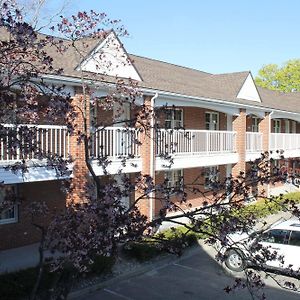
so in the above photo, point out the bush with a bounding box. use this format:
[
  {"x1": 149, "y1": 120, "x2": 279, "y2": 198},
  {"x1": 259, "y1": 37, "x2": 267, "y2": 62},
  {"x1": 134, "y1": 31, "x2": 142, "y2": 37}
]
[
  {"x1": 0, "y1": 266, "x2": 57, "y2": 300},
  {"x1": 90, "y1": 255, "x2": 115, "y2": 275},
  {"x1": 122, "y1": 242, "x2": 162, "y2": 262}
]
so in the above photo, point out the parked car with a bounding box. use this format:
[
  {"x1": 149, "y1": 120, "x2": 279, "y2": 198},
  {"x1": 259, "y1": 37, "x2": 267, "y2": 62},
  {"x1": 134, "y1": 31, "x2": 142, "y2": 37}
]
[{"x1": 221, "y1": 219, "x2": 300, "y2": 273}]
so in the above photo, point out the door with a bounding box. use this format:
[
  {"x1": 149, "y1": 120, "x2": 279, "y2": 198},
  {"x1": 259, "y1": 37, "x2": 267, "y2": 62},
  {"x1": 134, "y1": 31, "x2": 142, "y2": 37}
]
[
  {"x1": 205, "y1": 112, "x2": 219, "y2": 130},
  {"x1": 273, "y1": 120, "x2": 281, "y2": 133}
]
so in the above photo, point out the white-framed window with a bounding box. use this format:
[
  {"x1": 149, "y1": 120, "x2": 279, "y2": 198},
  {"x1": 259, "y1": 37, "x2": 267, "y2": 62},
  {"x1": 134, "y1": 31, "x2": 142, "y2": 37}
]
[
  {"x1": 165, "y1": 169, "x2": 183, "y2": 189},
  {"x1": 204, "y1": 166, "x2": 219, "y2": 189},
  {"x1": 205, "y1": 112, "x2": 219, "y2": 130},
  {"x1": 90, "y1": 101, "x2": 98, "y2": 127},
  {"x1": 285, "y1": 120, "x2": 290, "y2": 133},
  {"x1": 251, "y1": 117, "x2": 259, "y2": 132},
  {"x1": 0, "y1": 185, "x2": 18, "y2": 225},
  {"x1": 165, "y1": 108, "x2": 183, "y2": 129},
  {"x1": 273, "y1": 120, "x2": 281, "y2": 133}
]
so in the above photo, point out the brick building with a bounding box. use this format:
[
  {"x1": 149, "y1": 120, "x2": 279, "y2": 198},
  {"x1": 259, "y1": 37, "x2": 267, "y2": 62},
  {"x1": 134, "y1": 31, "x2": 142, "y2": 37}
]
[{"x1": 1, "y1": 31, "x2": 300, "y2": 250}]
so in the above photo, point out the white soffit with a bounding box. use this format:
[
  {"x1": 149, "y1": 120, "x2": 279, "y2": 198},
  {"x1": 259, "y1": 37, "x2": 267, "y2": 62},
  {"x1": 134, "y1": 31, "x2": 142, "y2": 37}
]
[
  {"x1": 237, "y1": 73, "x2": 261, "y2": 102},
  {"x1": 79, "y1": 31, "x2": 142, "y2": 81}
]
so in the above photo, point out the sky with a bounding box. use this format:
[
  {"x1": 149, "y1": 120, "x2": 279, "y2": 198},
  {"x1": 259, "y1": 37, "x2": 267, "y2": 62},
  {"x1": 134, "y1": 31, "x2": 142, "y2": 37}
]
[{"x1": 34, "y1": 0, "x2": 300, "y2": 76}]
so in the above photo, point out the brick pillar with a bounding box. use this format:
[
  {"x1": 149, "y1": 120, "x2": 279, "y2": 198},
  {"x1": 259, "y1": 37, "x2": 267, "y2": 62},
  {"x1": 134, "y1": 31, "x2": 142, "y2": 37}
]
[
  {"x1": 260, "y1": 112, "x2": 270, "y2": 152},
  {"x1": 258, "y1": 112, "x2": 271, "y2": 197},
  {"x1": 66, "y1": 91, "x2": 90, "y2": 205},
  {"x1": 232, "y1": 109, "x2": 246, "y2": 177},
  {"x1": 135, "y1": 95, "x2": 155, "y2": 219}
]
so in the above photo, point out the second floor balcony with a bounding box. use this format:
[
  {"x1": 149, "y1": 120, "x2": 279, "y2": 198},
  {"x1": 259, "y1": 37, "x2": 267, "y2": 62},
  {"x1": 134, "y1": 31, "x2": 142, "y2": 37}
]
[
  {"x1": 155, "y1": 129, "x2": 238, "y2": 170},
  {"x1": 270, "y1": 133, "x2": 300, "y2": 158},
  {"x1": 1, "y1": 124, "x2": 300, "y2": 181}
]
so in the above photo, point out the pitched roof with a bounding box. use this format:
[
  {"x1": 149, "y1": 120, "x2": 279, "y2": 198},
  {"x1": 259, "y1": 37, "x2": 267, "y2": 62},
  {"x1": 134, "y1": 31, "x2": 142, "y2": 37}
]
[
  {"x1": 129, "y1": 54, "x2": 250, "y2": 102},
  {"x1": 1, "y1": 27, "x2": 300, "y2": 113}
]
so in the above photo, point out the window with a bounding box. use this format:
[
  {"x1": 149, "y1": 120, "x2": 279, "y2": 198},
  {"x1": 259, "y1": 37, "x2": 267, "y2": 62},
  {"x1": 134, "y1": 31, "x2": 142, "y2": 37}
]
[
  {"x1": 251, "y1": 117, "x2": 259, "y2": 132},
  {"x1": 261, "y1": 229, "x2": 290, "y2": 244},
  {"x1": 0, "y1": 185, "x2": 18, "y2": 225},
  {"x1": 273, "y1": 120, "x2": 281, "y2": 133},
  {"x1": 165, "y1": 109, "x2": 183, "y2": 129},
  {"x1": 165, "y1": 169, "x2": 183, "y2": 189},
  {"x1": 289, "y1": 231, "x2": 300, "y2": 247},
  {"x1": 204, "y1": 166, "x2": 219, "y2": 189},
  {"x1": 205, "y1": 112, "x2": 219, "y2": 130}
]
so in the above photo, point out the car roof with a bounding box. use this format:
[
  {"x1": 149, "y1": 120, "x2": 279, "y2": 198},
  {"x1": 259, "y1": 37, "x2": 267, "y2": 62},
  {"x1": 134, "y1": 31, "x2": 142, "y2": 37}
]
[{"x1": 271, "y1": 219, "x2": 300, "y2": 231}]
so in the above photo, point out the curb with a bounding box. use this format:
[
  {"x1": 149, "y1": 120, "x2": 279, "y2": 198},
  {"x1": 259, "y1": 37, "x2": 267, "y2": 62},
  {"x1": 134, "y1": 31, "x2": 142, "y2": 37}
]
[{"x1": 68, "y1": 245, "x2": 201, "y2": 299}]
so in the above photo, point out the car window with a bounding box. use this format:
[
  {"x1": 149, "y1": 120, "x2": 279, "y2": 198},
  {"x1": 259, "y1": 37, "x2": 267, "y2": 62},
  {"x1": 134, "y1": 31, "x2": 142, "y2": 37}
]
[
  {"x1": 261, "y1": 229, "x2": 290, "y2": 244},
  {"x1": 289, "y1": 231, "x2": 300, "y2": 246}
]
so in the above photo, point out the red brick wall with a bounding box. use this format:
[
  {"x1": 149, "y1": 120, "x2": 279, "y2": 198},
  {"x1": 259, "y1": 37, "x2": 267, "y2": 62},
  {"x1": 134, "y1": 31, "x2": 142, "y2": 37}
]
[
  {"x1": 66, "y1": 92, "x2": 90, "y2": 205},
  {"x1": 0, "y1": 180, "x2": 66, "y2": 250},
  {"x1": 232, "y1": 109, "x2": 246, "y2": 176},
  {"x1": 156, "y1": 106, "x2": 227, "y2": 130},
  {"x1": 259, "y1": 113, "x2": 270, "y2": 152},
  {"x1": 135, "y1": 96, "x2": 153, "y2": 217},
  {"x1": 154, "y1": 165, "x2": 227, "y2": 217}
]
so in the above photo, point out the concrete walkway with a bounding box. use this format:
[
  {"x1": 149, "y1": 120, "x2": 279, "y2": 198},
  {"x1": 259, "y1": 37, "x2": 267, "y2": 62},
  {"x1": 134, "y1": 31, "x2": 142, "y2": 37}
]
[{"x1": 0, "y1": 243, "x2": 44, "y2": 273}]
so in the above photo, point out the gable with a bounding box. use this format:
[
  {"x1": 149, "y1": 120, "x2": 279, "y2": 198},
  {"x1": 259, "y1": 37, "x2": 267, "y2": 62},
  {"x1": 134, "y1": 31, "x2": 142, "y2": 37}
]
[
  {"x1": 78, "y1": 31, "x2": 142, "y2": 81},
  {"x1": 237, "y1": 73, "x2": 261, "y2": 102}
]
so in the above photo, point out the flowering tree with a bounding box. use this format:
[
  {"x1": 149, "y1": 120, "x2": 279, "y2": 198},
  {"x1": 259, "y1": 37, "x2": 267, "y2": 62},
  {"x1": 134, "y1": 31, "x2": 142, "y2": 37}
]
[{"x1": 1, "y1": 1, "x2": 300, "y2": 300}]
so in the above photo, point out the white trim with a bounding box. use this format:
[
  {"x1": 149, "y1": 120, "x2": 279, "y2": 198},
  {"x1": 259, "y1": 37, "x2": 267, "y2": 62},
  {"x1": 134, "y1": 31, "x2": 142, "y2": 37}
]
[
  {"x1": 90, "y1": 158, "x2": 142, "y2": 176},
  {"x1": 156, "y1": 153, "x2": 238, "y2": 171},
  {"x1": 78, "y1": 31, "x2": 142, "y2": 81}
]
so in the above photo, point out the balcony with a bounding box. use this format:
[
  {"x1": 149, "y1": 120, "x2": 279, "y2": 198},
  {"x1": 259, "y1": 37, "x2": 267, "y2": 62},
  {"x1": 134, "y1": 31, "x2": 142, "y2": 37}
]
[
  {"x1": 270, "y1": 133, "x2": 300, "y2": 159},
  {"x1": 246, "y1": 132, "x2": 263, "y2": 161},
  {"x1": 90, "y1": 127, "x2": 142, "y2": 175},
  {"x1": 155, "y1": 129, "x2": 238, "y2": 170},
  {"x1": 0, "y1": 124, "x2": 70, "y2": 183}
]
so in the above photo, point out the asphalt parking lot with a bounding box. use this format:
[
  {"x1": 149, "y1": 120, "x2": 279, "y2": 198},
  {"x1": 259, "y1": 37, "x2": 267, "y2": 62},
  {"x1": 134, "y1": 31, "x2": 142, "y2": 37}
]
[{"x1": 75, "y1": 242, "x2": 300, "y2": 300}]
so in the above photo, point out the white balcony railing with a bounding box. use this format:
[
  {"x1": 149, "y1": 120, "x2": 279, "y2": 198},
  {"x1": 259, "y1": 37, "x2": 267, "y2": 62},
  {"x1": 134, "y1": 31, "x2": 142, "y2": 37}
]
[
  {"x1": 270, "y1": 133, "x2": 300, "y2": 152},
  {"x1": 0, "y1": 124, "x2": 70, "y2": 162},
  {"x1": 156, "y1": 129, "x2": 236, "y2": 156},
  {"x1": 91, "y1": 127, "x2": 140, "y2": 158},
  {"x1": 246, "y1": 132, "x2": 263, "y2": 152}
]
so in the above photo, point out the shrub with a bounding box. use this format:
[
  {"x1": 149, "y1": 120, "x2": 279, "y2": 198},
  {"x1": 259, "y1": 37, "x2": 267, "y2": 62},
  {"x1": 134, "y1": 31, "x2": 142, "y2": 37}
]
[
  {"x1": 122, "y1": 242, "x2": 162, "y2": 262},
  {"x1": 90, "y1": 255, "x2": 115, "y2": 275}
]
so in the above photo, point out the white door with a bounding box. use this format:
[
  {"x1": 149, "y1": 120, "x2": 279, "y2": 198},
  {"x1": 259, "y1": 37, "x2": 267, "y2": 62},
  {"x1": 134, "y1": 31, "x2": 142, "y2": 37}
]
[
  {"x1": 205, "y1": 112, "x2": 219, "y2": 130},
  {"x1": 273, "y1": 120, "x2": 281, "y2": 133}
]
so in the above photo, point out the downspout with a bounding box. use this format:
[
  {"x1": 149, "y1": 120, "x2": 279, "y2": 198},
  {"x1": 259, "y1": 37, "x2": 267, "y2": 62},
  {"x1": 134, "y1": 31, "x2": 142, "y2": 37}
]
[
  {"x1": 267, "y1": 111, "x2": 274, "y2": 197},
  {"x1": 149, "y1": 93, "x2": 158, "y2": 221}
]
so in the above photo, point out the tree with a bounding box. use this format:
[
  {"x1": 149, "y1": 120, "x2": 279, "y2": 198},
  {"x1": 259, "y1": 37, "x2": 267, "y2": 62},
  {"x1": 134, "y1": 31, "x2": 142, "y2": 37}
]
[
  {"x1": 1, "y1": 1, "x2": 300, "y2": 300},
  {"x1": 255, "y1": 59, "x2": 300, "y2": 92}
]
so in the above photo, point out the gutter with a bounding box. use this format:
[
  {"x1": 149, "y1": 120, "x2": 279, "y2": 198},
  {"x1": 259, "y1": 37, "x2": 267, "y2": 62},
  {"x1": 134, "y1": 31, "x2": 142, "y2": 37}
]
[
  {"x1": 149, "y1": 93, "x2": 158, "y2": 221},
  {"x1": 41, "y1": 74, "x2": 300, "y2": 119}
]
